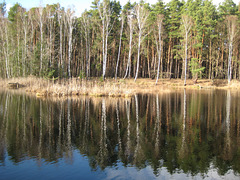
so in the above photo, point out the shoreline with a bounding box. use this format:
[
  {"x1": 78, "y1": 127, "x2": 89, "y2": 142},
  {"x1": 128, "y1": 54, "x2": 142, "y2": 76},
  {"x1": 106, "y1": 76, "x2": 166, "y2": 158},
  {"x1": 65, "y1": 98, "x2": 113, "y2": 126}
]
[{"x1": 1, "y1": 77, "x2": 240, "y2": 98}]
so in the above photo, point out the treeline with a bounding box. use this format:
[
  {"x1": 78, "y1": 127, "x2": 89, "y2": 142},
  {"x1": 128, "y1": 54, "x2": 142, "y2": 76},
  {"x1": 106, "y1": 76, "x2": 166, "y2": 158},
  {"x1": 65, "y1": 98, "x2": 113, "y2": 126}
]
[{"x1": 0, "y1": 0, "x2": 239, "y2": 82}]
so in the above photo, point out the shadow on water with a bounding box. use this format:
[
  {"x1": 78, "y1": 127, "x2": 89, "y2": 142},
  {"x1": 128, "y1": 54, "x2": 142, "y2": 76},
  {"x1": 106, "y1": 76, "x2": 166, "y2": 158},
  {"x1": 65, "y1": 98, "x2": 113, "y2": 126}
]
[{"x1": 0, "y1": 89, "x2": 240, "y2": 179}]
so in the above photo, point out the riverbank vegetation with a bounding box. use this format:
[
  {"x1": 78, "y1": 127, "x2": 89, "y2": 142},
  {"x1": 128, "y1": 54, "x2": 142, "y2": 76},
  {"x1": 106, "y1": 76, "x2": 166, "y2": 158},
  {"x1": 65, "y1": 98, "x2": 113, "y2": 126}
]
[
  {"x1": 0, "y1": 0, "x2": 239, "y2": 90},
  {"x1": 1, "y1": 77, "x2": 240, "y2": 98}
]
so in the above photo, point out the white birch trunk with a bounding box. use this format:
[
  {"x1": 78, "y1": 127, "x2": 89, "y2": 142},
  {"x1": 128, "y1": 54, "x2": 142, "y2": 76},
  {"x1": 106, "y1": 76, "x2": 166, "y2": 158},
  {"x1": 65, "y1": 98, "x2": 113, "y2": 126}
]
[
  {"x1": 134, "y1": 4, "x2": 149, "y2": 82},
  {"x1": 115, "y1": 13, "x2": 124, "y2": 79},
  {"x1": 39, "y1": 7, "x2": 43, "y2": 76},
  {"x1": 4, "y1": 26, "x2": 9, "y2": 79},
  {"x1": 68, "y1": 25, "x2": 73, "y2": 78},
  {"x1": 184, "y1": 31, "x2": 188, "y2": 86},
  {"x1": 124, "y1": 14, "x2": 133, "y2": 79},
  {"x1": 155, "y1": 15, "x2": 163, "y2": 85},
  {"x1": 23, "y1": 24, "x2": 27, "y2": 76},
  {"x1": 134, "y1": 29, "x2": 142, "y2": 81},
  {"x1": 98, "y1": 0, "x2": 113, "y2": 80},
  {"x1": 66, "y1": 9, "x2": 74, "y2": 78},
  {"x1": 1, "y1": 21, "x2": 10, "y2": 78},
  {"x1": 181, "y1": 15, "x2": 192, "y2": 86},
  {"x1": 58, "y1": 6, "x2": 64, "y2": 77},
  {"x1": 228, "y1": 41, "x2": 233, "y2": 84},
  {"x1": 82, "y1": 13, "x2": 90, "y2": 78},
  {"x1": 226, "y1": 15, "x2": 238, "y2": 84}
]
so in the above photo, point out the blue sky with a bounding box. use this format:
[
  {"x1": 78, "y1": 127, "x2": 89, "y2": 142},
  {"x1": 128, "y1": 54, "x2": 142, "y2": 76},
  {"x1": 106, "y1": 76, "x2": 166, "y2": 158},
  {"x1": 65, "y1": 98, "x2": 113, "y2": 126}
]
[{"x1": 4, "y1": 0, "x2": 240, "y2": 17}]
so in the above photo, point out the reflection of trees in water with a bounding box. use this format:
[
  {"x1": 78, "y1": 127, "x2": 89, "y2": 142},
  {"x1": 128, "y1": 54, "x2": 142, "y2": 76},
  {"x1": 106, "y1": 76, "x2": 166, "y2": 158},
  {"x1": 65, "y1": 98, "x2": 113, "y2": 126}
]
[
  {"x1": 116, "y1": 101, "x2": 122, "y2": 156},
  {"x1": 0, "y1": 93, "x2": 9, "y2": 165},
  {"x1": 224, "y1": 90, "x2": 231, "y2": 160},
  {"x1": 66, "y1": 99, "x2": 73, "y2": 164},
  {"x1": 178, "y1": 89, "x2": 187, "y2": 160},
  {"x1": 154, "y1": 94, "x2": 161, "y2": 155},
  {"x1": 37, "y1": 100, "x2": 43, "y2": 165},
  {"x1": 125, "y1": 99, "x2": 131, "y2": 163},
  {"x1": 0, "y1": 91, "x2": 240, "y2": 176},
  {"x1": 97, "y1": 98, "x2": 108, "y2": 169}
]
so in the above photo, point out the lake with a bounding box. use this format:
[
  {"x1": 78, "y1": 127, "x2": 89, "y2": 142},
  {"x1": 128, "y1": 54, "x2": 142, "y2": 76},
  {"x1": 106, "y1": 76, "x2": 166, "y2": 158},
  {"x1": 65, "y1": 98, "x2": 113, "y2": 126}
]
[{"x1": 0, "y1": 89, "x2": 240, "y2": 179}]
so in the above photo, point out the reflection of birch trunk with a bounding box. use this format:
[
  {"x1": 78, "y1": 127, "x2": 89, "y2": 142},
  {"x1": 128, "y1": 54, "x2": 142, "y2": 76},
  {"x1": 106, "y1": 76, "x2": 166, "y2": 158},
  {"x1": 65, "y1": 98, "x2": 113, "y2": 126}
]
[
  {"x1": 225, "y1": 90, "x2": 231, "y2": 157},
  {"x1": 48, "y1": 104, "x2": 52, "y2": 148},
  {"x1": 3, "y1": 93, "x2": 9, "y2": 131},
  {"x1": 1, "y1": 93, "x2": 9, "y2": 165},
  {"x1": 83, "y1": 98, "x2": 90, "y2": 147},
  {"x1": 22, "y1": 95, "x2": 26, "y2": 143},
  {"x1": 67, "y1": 99, "x2": 72, "y2": 161},
  {"x1": 125, "y1": 99, "x2": 131, "y2": 158},
  {"x1": 58, "y1": 101, "x2": 63, "y2": 155},
  {"x1": 116, "y1": 101, "x2": 122, "y2": 154},
  {"x1": 16, "y1": 96, "x2": 20, "y2": 146},
  {"x1": 99, "y1": 99, "x2": 107, "y2": 164},
  {"x1": 134, "y1": 95, "x2": 140, "y2": 159},
  {"x1": 38, "y1": 100, "x2": 43, "y2": 164},
  {"x1": 179, "y1": 89, "x2": 186, "y2": 158},
  {"x1": 154, "y1": 94, "x2": 161, "y2": 153}
]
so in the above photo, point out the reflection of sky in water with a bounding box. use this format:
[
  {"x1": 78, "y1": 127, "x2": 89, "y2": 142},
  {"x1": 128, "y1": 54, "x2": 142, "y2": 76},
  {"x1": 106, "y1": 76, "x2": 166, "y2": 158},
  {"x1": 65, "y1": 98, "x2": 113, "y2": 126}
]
[
  {"x1": 4, "y1": 149, "x2": 237, "y2": 180},
  {"x1": 2, "y1": 150, "x2": 105, "y2": 180},
  {"x1": 105, "y1": 164, "x2": 239, "y2": 180}
]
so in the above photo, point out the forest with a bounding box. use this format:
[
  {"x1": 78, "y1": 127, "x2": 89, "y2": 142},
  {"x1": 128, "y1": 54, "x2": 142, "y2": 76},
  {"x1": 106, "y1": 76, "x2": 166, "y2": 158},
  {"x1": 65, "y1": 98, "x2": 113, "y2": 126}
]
[{"x1": 0, "y1": 0, "x2": 239, "y2": 83}]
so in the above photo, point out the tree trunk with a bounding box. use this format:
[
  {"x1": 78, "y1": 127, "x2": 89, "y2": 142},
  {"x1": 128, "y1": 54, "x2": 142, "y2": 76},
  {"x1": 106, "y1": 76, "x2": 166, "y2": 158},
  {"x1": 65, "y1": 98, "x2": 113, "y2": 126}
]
[
  {"x1": 155, "y1": 20, "x2": 162, "y2": 85},
  {"x1": 228, "y1": 41, "x2": 233, "y2": 84},
  {"x1": 134, "y1": 29, "x2": 141, "y2": 82},
  {"x1": 124, "y1": 14, "x2": 133, "y2": 79},
  {"x1": 184, "y1": 31, "x2": 188, "y2": 86},
  {"x1": 115, "y1": 14, "x2": 124, "y2": 80},
  {"x1": 39, "y1": 8, "x2": 43, "y2": 76}
]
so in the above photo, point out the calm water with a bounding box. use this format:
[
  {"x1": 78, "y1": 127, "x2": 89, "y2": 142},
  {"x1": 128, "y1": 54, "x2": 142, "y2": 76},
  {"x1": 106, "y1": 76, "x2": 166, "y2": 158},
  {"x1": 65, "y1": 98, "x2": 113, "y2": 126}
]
[{"x1": 0, "y1": 89, "x2": 240, "y2": 180}]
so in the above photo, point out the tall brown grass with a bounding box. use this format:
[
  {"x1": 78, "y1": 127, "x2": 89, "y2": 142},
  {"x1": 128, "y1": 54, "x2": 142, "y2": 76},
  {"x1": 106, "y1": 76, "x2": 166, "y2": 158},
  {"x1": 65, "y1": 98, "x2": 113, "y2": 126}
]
[{"x1": 1, "y1": 76, "x2": 240, "y2": 97}]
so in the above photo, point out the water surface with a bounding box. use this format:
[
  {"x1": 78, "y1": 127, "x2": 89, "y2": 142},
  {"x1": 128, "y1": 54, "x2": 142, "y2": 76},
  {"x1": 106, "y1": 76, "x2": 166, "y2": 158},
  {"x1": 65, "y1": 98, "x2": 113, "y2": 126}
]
[{"x1": 0, "y1": 89, "x2": 240, "y2": 179}]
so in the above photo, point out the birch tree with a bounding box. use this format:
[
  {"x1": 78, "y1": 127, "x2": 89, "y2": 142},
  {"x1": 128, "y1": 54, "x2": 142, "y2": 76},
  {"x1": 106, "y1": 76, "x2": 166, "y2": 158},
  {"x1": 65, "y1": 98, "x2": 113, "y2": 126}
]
[
  {"x1": 134, "y1": 3, "x2": 149, "y2": 82},
  {"x1": 46, "y1": 5, "x2": 56, "y2": 69},
  {"x1": 115, "y1": 12, "x2": 124, "y2": 80},
  {"x1": 37, "y1": 5, "x2": 45, "y2": 76},
  {"x1": 0, "y1": 9, "x2": 10, "y2": 78},
  {"x1": 181, "y1": 14, "x2": 192, "y2": 86},
  {"x1": 82, "y1": 11, "x2": 91, "y2": 79},
  {"x1": 98, "y1": 0, "x2": 113, "y2": 80},
  {"x1": 66, "y1": 8, "x2": 75, "y2": 78},
  {"x1": 57, "y1": 4, "x2": 64, "y2": 77},
  {"x1": 226, "y1": 15, "x2": 238, "y2": 84},
  {"x1": 20, "y1": 9, "x2": 28, "y2": 76},
  {"x1": 154, "y1": 14, "x2": 164, "y2": 85},
  {"x1": 124, "y1": 11, "x2": 134, "y2": 79}
]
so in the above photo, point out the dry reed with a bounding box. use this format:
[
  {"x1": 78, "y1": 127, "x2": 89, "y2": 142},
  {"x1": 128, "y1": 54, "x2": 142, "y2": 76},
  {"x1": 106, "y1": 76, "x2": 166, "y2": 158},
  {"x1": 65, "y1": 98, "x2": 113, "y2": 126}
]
[{"x1": 1, "y1": 76, "x2": 240, "y2": 98}]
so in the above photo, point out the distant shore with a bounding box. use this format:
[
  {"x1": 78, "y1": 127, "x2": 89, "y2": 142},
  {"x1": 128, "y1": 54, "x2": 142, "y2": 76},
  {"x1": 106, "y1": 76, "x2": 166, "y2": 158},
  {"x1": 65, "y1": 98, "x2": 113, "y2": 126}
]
[{"x1": 1, "y1": 77, "x2": 240, "y2": 98}]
